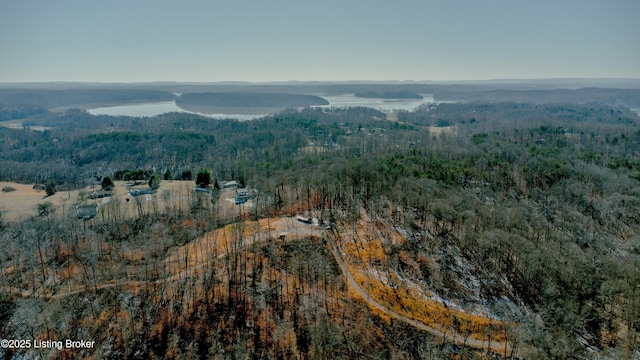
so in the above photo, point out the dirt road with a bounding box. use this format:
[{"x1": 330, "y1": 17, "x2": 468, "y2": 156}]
[
  {"x1": 1, "y1": 216, "x2": 514, "y2": 355},
  {"x1": 324, "y1": 228, "x2": 513, "y2": 356},
  {"x1": 1, "y1": 216, "x2": 320, "y2": 300}
]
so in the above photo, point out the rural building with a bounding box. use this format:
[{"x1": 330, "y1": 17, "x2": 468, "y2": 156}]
[
  {"x1": 129, "y1": 188, "x2": 153, "y2": 196},
  {"x1": 222, "y1": 180, "x2": 238, "y2": 189},
  {"x1": 234, "y1": 188, "x2": 256, "y2": 204},
  {"x1": 295, "y1": 214, "x2": 312, "y2": 224},
  {"x1": 76, "y1": 204, "x2": 98, "y2": 220},
  {"x1": 88, "y1": 189, "x2": 113, "y2": 199}
]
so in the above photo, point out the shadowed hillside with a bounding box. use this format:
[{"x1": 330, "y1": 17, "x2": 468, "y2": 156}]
[{"x1": 0, "y1": 89, "x2": 176, "y2": 109}]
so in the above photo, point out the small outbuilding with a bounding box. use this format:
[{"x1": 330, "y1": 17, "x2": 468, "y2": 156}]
[
  {"x1": 222, "y1": 180, "x2": 239, "y2": 189},
  {"x1": 295, "y1": 214, "x2": 312, "y2": 224}
]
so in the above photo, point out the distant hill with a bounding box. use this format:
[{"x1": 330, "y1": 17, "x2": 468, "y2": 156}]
[
  {"x1": 354, "y1": 91, "x2": 423, "y2": 99},
  {"x1": 434, "y1": 88, "x2": 640, "y2": 108},
  {"x1": 176, "y1": 92, "x2": 329, "y2": 108},
  {"x1": 0, "y1": 89, "x2": 176, "y2": 109},
  {"x1": 0, "y1": 105, "x2": 50, "y2": 120}
]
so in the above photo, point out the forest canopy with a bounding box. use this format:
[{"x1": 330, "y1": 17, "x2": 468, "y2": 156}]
[
  {"x1": 0, "y1": 89, "x2": 176, "y2": 108},
  {"x1": 434, "y1": 87, "x2": 640, "y2": 108}
]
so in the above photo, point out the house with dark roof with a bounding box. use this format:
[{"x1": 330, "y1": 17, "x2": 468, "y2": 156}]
[
  {"x1": 88, "y1": 189, "x2": 113, "y2": 199},
  {"x1": 76, "y1": 204, "x2": 98, "y2": 220}
]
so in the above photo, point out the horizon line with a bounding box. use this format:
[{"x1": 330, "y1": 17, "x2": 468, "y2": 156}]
[{"x1": 2, "y1": 77, "x2": 640, "y2": 85}]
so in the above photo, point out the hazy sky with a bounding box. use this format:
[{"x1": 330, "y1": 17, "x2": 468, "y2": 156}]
[{"x1": 1, "y1": 0, "x2": 639, "y2": 82}]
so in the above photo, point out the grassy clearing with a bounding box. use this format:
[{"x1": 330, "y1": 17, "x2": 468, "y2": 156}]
[{"x1": 0, "y1": 180, "x2": 197, "y2": 222}]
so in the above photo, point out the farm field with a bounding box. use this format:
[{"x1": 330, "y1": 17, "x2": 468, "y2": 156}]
[{"x1": 0, "y1": 180, "x2": 239, "y2": 222}]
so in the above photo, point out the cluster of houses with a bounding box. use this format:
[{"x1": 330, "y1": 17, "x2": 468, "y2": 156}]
[
  {"x1": 76, "y1": 178, "x2": 257, "y2": 220},
  {"x1": 78, "y1": 182, "x2": 155, "y2": 220},
  {"x1": 76, "y1": 188, "x2": 112, "y2": 219}
]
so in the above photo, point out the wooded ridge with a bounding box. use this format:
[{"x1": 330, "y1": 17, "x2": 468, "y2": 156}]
[
  {"x1": 0, "y1": 95, "x2": 639, "y2": 358},
  {"x1": 176, "y1": 92, "x2": 329, "y2": 108}
]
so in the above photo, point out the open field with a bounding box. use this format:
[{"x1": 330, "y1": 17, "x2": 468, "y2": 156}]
[
  {"x1": 426, "y1": 124, "x2": 457, "y2": 135},
  {"x1": 0, "y1": 119, "x2": 52, "y2": 131},
  {"x1": 0, "y1": 181, "x2": 78, "y2": 221},
  {"x1": 0, "y1": 180, "x2": 223, "y2": 222}
]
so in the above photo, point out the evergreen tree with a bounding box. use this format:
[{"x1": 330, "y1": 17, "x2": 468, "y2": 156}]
[
  {"x1": 101, "y1": 176, "x2": 115, "y2": 190},
  {"x1": 149, "y1": 174, "x2": 161, "y2": 190},
  {"x1": 45, "y1": 180, "x2": 56, "y2": 196},
  {"x1": 196, "y1": 168, "x2": 211, "y2": 188}
]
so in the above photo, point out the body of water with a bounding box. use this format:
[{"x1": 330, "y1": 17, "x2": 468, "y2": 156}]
[
  {"x1": 317, "y1": 94, "x2": 434, "y2": 112},
  {"x1": 88, "y1": 101, "x2": 269, "y2": 120},
  {"x1": 87, "y1": 94, "x2": 437, "y2": 119},
  {"x1": 0, "y1": 120, "x2": 52, "y2": 132},
  {"x1": 87, "y1": 101, "x2": 183, "y2": 117}
]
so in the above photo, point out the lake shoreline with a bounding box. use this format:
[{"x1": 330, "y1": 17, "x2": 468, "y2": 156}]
[{"x1": 87, "y1": 94, "x2": 437, "y2": 119}]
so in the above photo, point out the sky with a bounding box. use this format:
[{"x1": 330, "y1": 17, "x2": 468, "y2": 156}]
[{"x1": 1, "y1": 0, "x2": 639, "y2": 83}]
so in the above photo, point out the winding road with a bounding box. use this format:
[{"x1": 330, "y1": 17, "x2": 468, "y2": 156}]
[
  {"x1": 1, "y1": 216, "x2": 514, "y2": 356},
  {"x1": 324, "y1": 227, "x2": 514, "y2": 357}
]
